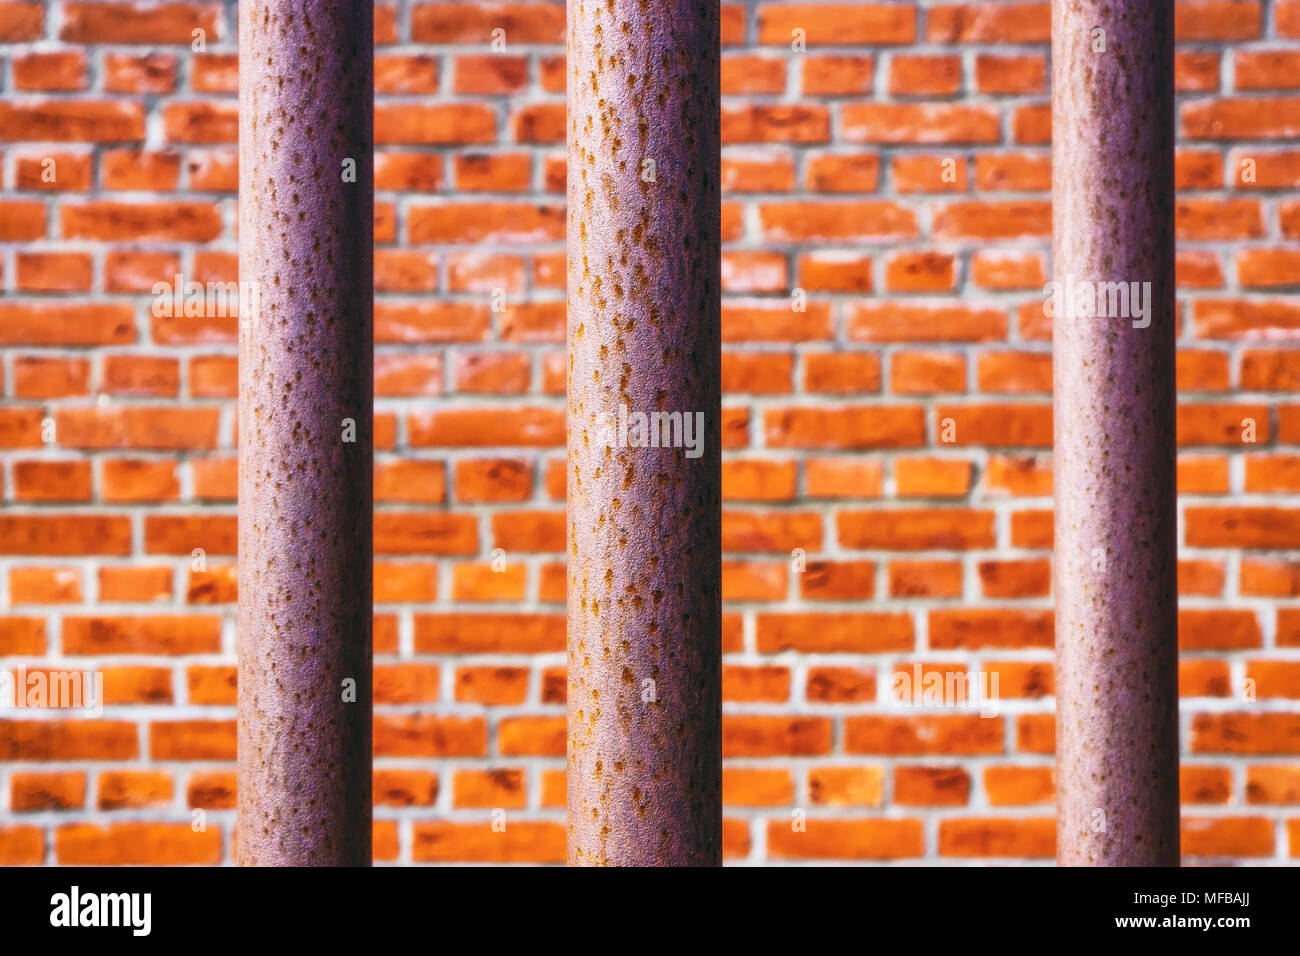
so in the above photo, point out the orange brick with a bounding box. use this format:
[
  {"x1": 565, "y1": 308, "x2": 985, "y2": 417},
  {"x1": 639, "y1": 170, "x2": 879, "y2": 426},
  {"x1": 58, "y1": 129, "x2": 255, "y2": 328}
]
[
  {"x1": 498, "y1": 716, "x2": 564, "y2": 756},
  {"x1": 723, "y1": 768, "x2": 794, "y2": 806},
  {"x1": 806, "y1": 666, "x2": 878, "y2": 702},
  {"x1": 757, "y1": 612, "x2": 911, "y2": 653},
  {"x1": 375, "y1": 664, "x2": 441, "y2": 705},
  {"x1": 15, "y1": 253, "x2": 93, "y2": 292},
  {"x1": 97, "y1": 770, "x2": 172, "y2": 809},
  {"x1": 723, "y1": 665, "x2": 791, "y2": 703},
  {"x1": 0, "y1": 618, "x2": 47, "y2": 655},
  {"x1": 9, "y1": 567, "x2": 82, "y2": 604},
  {"x1": 1181, "y1": 817, "x2": 1274, "y2": 857},
  {"x1": 846, "y1": 715, "x2": 1004, "y2": 755},
  {"x1": 1245, "y1": 765, "x2": 1300, "y2": 804},
  {"x1": 374, "y1": 769, "x2": 439, "y2": 807},
  {"x1": 10, "y1": 772, "x2": 86, "y2": 811},
  {"x1": 895, "y1": 456, "x2": 972, "y2": 496},
  {"x1": 453, "y1": 769, "x2": 527, "y2": 809},
  {"x1": 767, "y1": 818, "x2": 923, "y2": 860},
  {"x1": 56, "y1": 823, "x2": 220, "y2": 865},
  {"x1": 895, "y1": 766, "x2": 971, "y2": 806},
  {"x1": 412, "y1": 821, "x2": 564, "y2": 863},
  {"x1": 984, "y1": 766, "x2": 1054, "y2": 806},
  {"x1": 0, "y1": 826, "x2": 44, "y2": 864},
  {"x1": 889, "y1": 559, "x2": 963, "y2": 597},
  {"x1": 939, "y1": 818, "x2": 1055, "y2": 857},
  {"x1": 808, "y1": 766, "x2": 885, "y2": 806},
  {"x1": 455, "y1": 666, "x2": 529, "y2": 706}
]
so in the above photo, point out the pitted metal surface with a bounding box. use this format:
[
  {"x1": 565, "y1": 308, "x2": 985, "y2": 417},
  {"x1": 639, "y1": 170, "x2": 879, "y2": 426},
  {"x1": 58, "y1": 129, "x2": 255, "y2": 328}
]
[
  {"x1": 237, "y1": 0, "x2": 374, "y2": 866},
  {"x1": 1052, "y1": 0, "x2": 1180, "y2": 866},
  {"x1": 566, "y1": 0, "x2": 723, "y2": 866}
]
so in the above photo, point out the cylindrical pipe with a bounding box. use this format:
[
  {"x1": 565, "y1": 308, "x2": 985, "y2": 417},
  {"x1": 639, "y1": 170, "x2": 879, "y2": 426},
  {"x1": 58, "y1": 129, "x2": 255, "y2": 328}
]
[
  {"x1": 1052, "y1": 0, "x2": 1179, "y2": 865},
  {"x1": 237, "y1": 0, "x2": 374, "y2": 866},
  {"x1": 565, "y1": 0, "x2": 722, "y2": 865}
]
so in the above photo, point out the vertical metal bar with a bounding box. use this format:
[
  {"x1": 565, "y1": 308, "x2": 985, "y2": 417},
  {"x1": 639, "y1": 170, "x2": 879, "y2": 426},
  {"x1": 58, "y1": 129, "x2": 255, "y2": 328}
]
[
  {"x1": 566, "y1": 0, "x2": 722, "y2": 865},
  {"x1": 1052, "y1": 0, "x2": 1180, "y2": 865},
  {"x1": 237, "y1": 0, "x2": 374, "y2": 866}
]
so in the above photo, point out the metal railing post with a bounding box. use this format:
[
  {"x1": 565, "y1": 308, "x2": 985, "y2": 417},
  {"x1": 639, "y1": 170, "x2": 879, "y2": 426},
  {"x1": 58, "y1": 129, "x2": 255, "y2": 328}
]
[
  {"x1": 237, "y1": 0, "x2": 374, "y2": 866},
  {"x1": 565, "y1": 0, "x2": 723, "y2": 866},
  {"x1": 1052, "y1": 0, "x2": 1180, "y2": 866}
]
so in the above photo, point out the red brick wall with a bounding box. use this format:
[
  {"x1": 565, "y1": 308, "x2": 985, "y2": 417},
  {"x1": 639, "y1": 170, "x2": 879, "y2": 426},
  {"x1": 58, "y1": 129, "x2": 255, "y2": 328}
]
[{"x1": 2, "y1": 0, "x2": 1300, "y2": 865}]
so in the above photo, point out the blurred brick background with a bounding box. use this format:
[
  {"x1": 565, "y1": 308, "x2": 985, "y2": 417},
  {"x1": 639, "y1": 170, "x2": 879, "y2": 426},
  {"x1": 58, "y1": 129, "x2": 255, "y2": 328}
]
[{"x1": 1, "y1": 0, "x2": 1300, "y2": 865}]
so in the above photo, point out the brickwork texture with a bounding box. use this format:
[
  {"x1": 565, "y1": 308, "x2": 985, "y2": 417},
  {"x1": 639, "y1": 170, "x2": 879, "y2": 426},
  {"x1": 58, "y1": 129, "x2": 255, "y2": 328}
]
[{"x1": 2, "y1": 0, "x2": 1300, "y2": 865}]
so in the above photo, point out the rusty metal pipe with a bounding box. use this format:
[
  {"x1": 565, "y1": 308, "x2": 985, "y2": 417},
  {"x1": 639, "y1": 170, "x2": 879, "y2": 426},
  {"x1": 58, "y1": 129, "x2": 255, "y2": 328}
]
[
  {"x1": 1052, "y1": 0, "x2": 1180, "y2": 865},
  {"x1": 565, "y1": 0, "x2": 722, "y2": 865},
  {"x1": 237, "y1": 0, "x2": 374, "y2": 866}
]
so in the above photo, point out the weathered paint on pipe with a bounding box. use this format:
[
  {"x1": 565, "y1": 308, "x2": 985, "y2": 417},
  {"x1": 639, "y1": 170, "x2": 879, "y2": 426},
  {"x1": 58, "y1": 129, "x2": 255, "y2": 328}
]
[
  {"x1": 1052, "y1": 0, "x2": 1180, "y2": 865},
  {"x1": 237, "y1": 0, "x2": 374, "y2": 866},
  {"x1": 566, "y1": 0, "x2": 722, "y2": 866}
]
